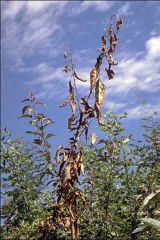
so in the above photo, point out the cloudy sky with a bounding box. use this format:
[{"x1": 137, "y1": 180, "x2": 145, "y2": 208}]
[{"x1": 1, "y1": 1, "x2": 160, "y2": 148}]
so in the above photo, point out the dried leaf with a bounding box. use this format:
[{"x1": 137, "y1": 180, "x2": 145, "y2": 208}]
[
  {"x1": 59, "y1": 161, "x2": 66, "y2": 175},
  {"x1": 59, "y1": 94, "x2": 73, "y2": 108},
  {"x1": 110, "y1": 34, "x2": 118, "y2": 50},
  {"x1": 68, "y1": 114, "x2": 76, "y2": 129},
  {"x1": 55, "y1": 145, "x2": 62, "y2": 163},
  {"x1": 95, "y1": 78, "x2": 106, "y2": 106},
  {"x1": 91, "y1": 133, "x2": 97, "y2": 145},
  {"x1": 105, "y1": 68, "x2": 114, "y2": 80},
  {"x1": 59, "y1": 81, "x2": 74, "y2": 108},
  {"x1": 116, "y1": 16, "x2": 123, "y2": 32},
  {"x1": 62, "y1": 151, "x2": 68, "y2": 161},
  {"x1": 74, "y1": 71, "x2": 87, "y2": 82},
  {"x1": 21, "y1": 98, "x2": 30, "y2": 102},
  {"x1": 71, "y1": 221, "x2": 79, "y2": 240},
  {"x1": 90, "y1": 66, "x2": 98, "y2": 94},
  {"x1": 70, "y1": 101, "x2": 76, "y2": 114},
  {"x1": 94, "y1": 102, "x2": 102, "y2": 125},
  {"x1": 80, "y1": 163, "x2": 84, "y2": 175},
  {"x1": 63, "y1": 163, "x2": 71, "y2": 183},
  {"x1": 63, "y1": 65, "x2": 71, "y2": 73},
  {"x1": 22, "y1": 105, "x2": 32, "y2": 115}
]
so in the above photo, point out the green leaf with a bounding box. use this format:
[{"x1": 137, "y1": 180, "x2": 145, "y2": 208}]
[
  {"x1": 25, "y1": 131, "x2": 40, "y2": 136},
  {"x1": 33, "y1": 139, "x2": 42, "y2": 145},
  {"x1": 45, "y1": 134, "x2": 55, "y2": 139},
  {"x1": 141, "y1": 217, "x2": 160, "y2": 229}
]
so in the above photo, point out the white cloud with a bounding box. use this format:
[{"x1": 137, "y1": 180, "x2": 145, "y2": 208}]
[
  {"x1": 118, "y1": 2, "x2": 132, "y2": 16},
  {"x1": 2, "y1": 1, "x2": 160, "y2": 119},
  {"x1": 105, "y1": 36, "x2": 160, "y2": 97},
  {"x1": 1, "y1": 1, "x2": 25, "y2": 20},
  {"x1": 146, "y1": 36, "x2": 160, "y2": 59},
  {"x1": 1, "y1": 1, "x2": 68, "y2": 66},
  {"x1": 125, "y1": 103, "x2": 160, "y2": 119},
  {"x1": 104, "y1": 101, "x2": 126, "y2": 112},
  {"x1": 75, "y1": 1, "x2": 114, "y2": 14},
  {"x1": 2, "y1": 1, "x2": 68, "y2": 20}
]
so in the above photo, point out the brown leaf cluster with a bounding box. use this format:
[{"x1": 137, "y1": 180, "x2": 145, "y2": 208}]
[{"x1": 40, "y1": 15, "x2": 123, "y2": 240}]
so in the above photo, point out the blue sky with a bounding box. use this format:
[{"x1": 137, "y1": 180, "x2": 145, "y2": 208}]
[{"x1": 1, "y1": 1, "x2": 160, "y2": 150}]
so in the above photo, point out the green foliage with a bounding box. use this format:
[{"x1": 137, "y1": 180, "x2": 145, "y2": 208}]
[
  {"x1": 78, "y1": 112, "x2": 160, "y2": 240},
  {"x1": 0, "y1": 130, "x2": 52, "y2": 240},
  {"x1": 1, "y1": 105, "x2": 159, "y2": 239}
]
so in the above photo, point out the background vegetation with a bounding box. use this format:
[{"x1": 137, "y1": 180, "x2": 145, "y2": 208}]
[{"x1": 1, "y1": 106, "x2": 160, "y2": 239}]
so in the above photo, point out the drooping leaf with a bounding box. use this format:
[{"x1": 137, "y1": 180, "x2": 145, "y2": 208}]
[
  {"x1": 62, "y1": 163, "x2": 71, "y2": 183},
  {"x1": 91, "y1": 133, "x2": 97, "y2": 145},
  {"x1": 59, "y1": 161, "x2": 66, "y2": 175},
  {"x1": 59, "y1": 80, "x2": 74, "y2": 108},
  {"x1": 70, "y1": 101, "x2": 76, "y2": 114},
  {"x1": 74, "y1": 71, "x2": 87, "y2": 82},
  {"x1": 55, "y1": 145, "x2": 62, "y2": 163},
  {"x1": 59, "y1": 94, "x2": 73, "y2": 108},
  {"x1": 68, "y1": 115, "x2": 77, "y2": 130},
  {"x1": 94, "y1": 102, "x2": 102, "y2": 125},
  {"x1": 19, "y1": 114, "x2": 32, "y2": 119},
  {"x1": 105, "y1": 68, "x2": 114, "y2": 80},
  {"x1": 22, "y1": 105, "x2": 33, "y2": 115},
  {"x1": 116, "y1": 16, "x2": 123, "y2": 32},
  {"x1": 94, "y1": 79, "x2": 106, "y2": 125},
  {"x1": 90, "y1": 66, "x2": 98, "y2": 94},
  {"x1": 63, "y1": 65, "x2": 71, "y2": 73},
  {"x1": 80, "y1": 163, "x2": 84, "y2": 175},
  {"x1": 95, "y1": 78, "x2": 106, "y2": 106},
  {"x1": 21, "y1": 98, "x2": 30, "y2": 102}
]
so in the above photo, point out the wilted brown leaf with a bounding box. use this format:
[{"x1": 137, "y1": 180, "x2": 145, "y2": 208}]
[
  {"x1": 63, "y1": 65, "x2": 71, "y2": 73},
  {"x1": 80, "y1": 163, "x2": 84, "y2": 175},
  {"x1": 63, "y1": 163, "x2": 71, "y2": 183},
  {"x1": 95, "y1": 78, "x2": 106, "y2": 106},
  {"x1": 70, "y1": 101, "x2": 76, "y2": 114},
  {"x1": 59, "y1": 80, "x2": 74, "y2": 108},
  {"x1": 94, "y1": 102, "x2": 102, "y2": 125},
  {"x1": 116, "y1": 16, "x2": 123, "y2": 32},
  {"x1": 68, "y1": 114, "x2": 76, "y2": 130},
  {"x1": 91, "y1": 133, "x2": 97, "y2": 145},
  {"x1": 74, "y1": 71, "x2": 87, "y2": 82},
  {"x1": 105, "y1": 68, "x2": 114, "y2": 80},
  {"x1": 90, "y1": 66, "x2": 97, "y2": 94},
  {"x1": 55, "y1": 145, "x2": 62, "y2": 163}
]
